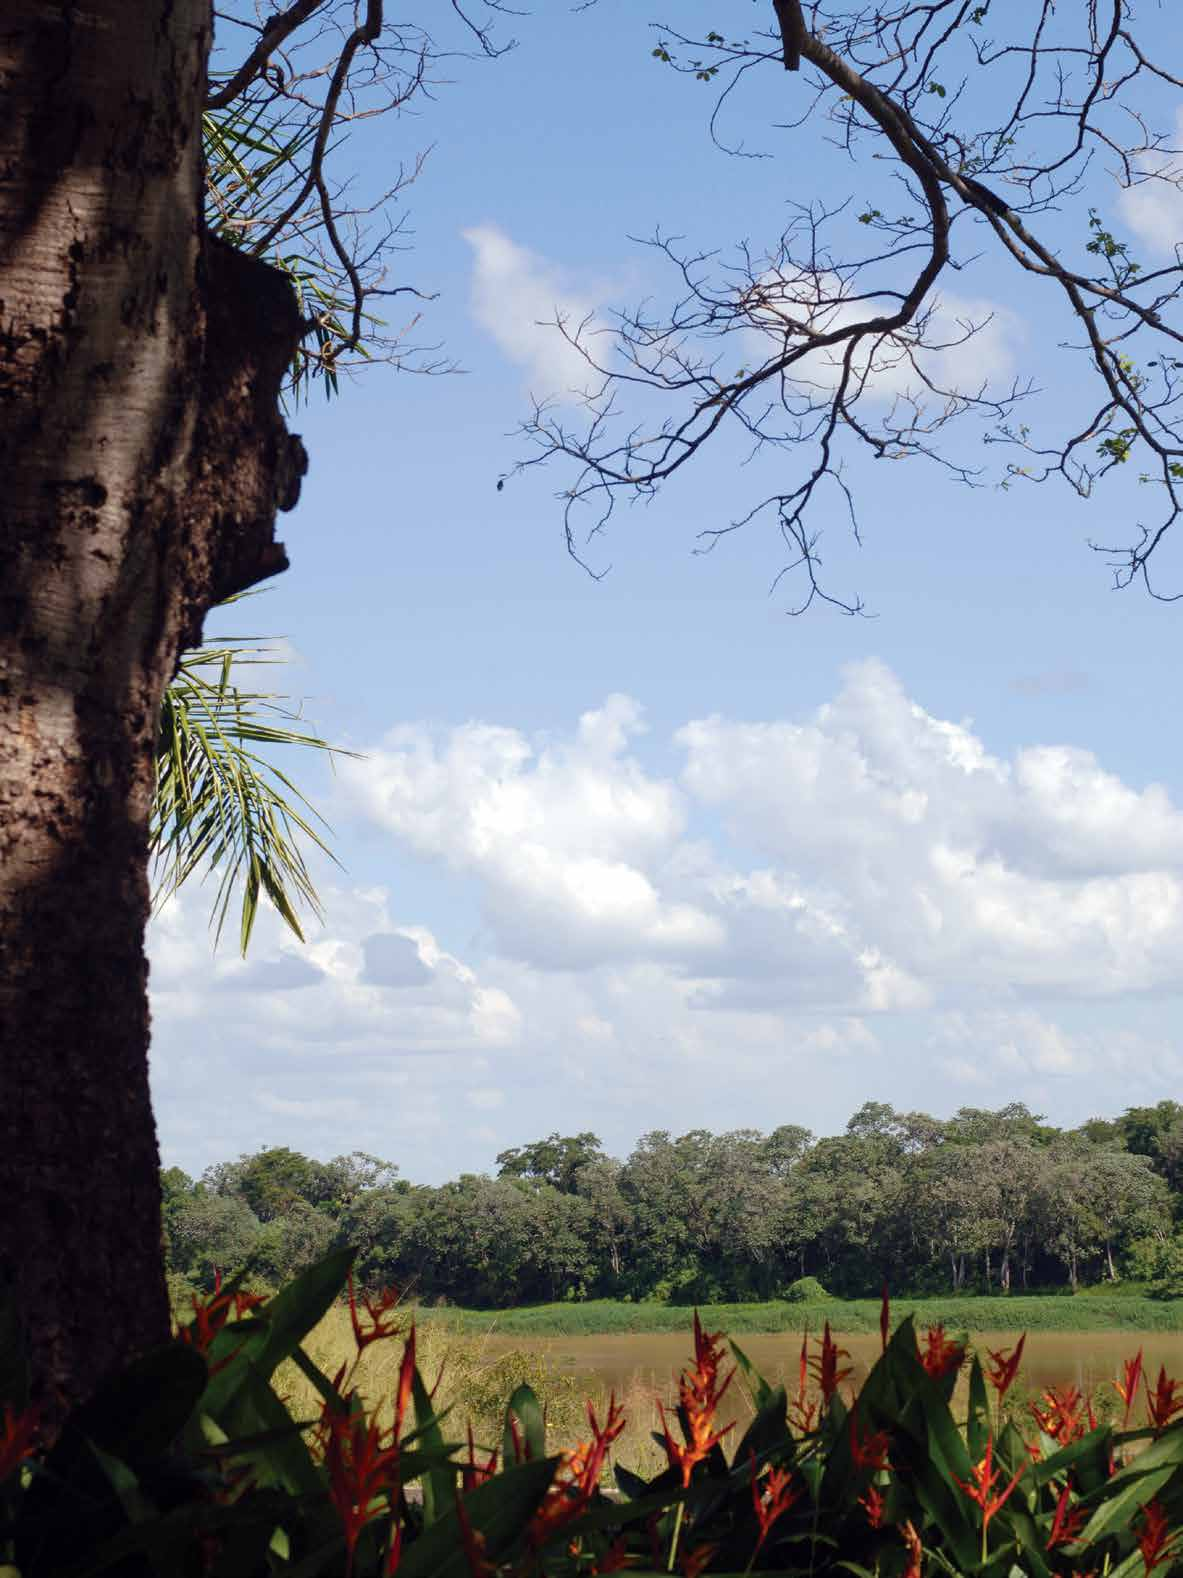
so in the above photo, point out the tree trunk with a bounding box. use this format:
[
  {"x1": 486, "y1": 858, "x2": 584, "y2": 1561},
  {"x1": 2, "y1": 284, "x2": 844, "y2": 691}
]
[{"x1": 0, "y1": 0, "x2": 306, "y2": 1433}]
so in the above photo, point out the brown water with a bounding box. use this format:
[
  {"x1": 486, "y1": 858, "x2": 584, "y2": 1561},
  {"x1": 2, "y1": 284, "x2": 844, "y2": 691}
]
[{"x1": 472, "y1": 1329, "x2": 1183, "y2": 1415}]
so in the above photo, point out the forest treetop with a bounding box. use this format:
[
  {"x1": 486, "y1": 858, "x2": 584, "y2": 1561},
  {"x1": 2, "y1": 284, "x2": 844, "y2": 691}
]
[{"x1": 163, "y1": 1097, "x2": 1183, "y2": 1308}]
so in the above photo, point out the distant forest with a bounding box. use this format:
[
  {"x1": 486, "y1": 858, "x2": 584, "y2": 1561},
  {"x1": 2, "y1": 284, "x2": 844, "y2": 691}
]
[{"x1": 162, "y1": 1100, "x2": 1183, "y2": 1306}]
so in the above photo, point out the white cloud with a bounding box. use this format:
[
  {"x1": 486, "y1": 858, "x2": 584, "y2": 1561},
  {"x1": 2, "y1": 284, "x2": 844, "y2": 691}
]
[
  {"x1": 1117, "y1": 109, "x2": 1183, "y2": 255},
  {"x1": 150, "y1": 663, "x2": 1183, "y2": 1181},
  {"x1": 741, "y1": 268, "x2": 1020, "y2": 405},
  {"x1": 462, "y1": 224, "x2": 609, "y2": 399}
]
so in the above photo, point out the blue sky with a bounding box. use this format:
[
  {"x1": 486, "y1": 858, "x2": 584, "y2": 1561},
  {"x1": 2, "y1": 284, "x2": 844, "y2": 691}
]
[{"x1": 149, "y1": 2, "x2": 1183, "y2": 1183}]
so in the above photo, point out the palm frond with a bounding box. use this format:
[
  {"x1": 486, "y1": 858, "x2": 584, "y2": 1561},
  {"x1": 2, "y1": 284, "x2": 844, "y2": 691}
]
[{"x1": 150, "y1": 630, "x2": 358, "y2": 955}]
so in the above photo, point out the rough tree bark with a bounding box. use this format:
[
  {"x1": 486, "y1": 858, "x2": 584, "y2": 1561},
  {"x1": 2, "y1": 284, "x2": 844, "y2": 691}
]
[{"x1": 0, "y1": 0, "x2": 306, "y2": 1431}]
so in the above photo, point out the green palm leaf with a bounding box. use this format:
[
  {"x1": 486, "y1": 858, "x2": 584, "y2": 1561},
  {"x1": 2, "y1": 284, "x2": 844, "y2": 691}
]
[{"x1": 150, "y1": 622, "x2": 358, "y2": 955}]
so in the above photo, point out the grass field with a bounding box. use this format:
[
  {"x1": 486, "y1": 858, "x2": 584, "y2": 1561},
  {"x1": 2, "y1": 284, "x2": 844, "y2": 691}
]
[{"x1": 424, "y1": 1292, "x2": 1183, "y2": 1336}]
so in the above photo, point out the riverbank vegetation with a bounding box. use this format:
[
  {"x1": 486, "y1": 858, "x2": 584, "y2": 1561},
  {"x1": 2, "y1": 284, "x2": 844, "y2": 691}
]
[{"x1": 163, "y1": 1100, "x2": 1183, "y2": 1311}]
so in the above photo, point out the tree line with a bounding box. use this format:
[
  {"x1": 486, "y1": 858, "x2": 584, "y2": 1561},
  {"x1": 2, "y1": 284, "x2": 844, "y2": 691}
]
[{"x1": 161, "y1": 1100, "x2": 1183, "y2": 1307}]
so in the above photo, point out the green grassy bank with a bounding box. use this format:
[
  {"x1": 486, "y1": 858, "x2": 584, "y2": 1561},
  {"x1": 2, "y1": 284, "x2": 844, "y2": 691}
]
[{"x1": 427, "y1": 1292, "x2": 1183, "y2": 1336}]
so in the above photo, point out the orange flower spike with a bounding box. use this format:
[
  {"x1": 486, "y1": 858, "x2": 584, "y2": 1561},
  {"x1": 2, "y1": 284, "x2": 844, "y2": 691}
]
[
  {"x1": 0, "y1": 1402, "x2": 40, "y2": 1481},
  {"x1": 1114, "y1": 1350, "x2": 1144, "y2": 1430},
  {"x1": 748, "y1": 1452, "x2": 801, "y2": 1557},
  {"x1": 1137, "y1": 1499, "x2": 1178, "y2": 1573},
  {"x1": 849, "y1": 1414, "x2": 891, "y2": 1472},
  {"x1": 918, "y1": 1324, "x2": 965, "y2": 1381},
  {"x1": 1031, "y1": 1385, "x2": 1087, "y2": 1446},
  {"x1": 953, "y1": 1436, "x2": 1027, "y2": 1537},
  {"x1": 900, "y1": 1519, "x2": 924, "y2": 1578},
  {"x1": 530, "y1": 1395, "x2": 627, "y2": 1544},
  {"x1": 984, "y1": 1334, "x2": 1026, "y2": 1401},
  {"x1": 1144, "y1": 1365, "x2": 1183, "y2": 1434},
  {"x1": 1046, "y1": 1483, "x2": 1087, "y2": 1552},
  {"x1": 812, "y1": 1321, "x2": 852, "y2": 1406}
]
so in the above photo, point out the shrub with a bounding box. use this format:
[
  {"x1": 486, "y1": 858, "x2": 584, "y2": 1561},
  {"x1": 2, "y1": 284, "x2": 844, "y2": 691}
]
[
  {"x1": 5, "y1": 1257, "x2": 1183, "y2": 1575},
  {"x1": 783, "y1": 1274, "x2": 829, "y2": 1302}
]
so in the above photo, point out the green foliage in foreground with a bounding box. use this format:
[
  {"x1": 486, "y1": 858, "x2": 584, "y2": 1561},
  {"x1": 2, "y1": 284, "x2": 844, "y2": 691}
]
[
  {"x1": 433, "y1": 1294, "x2": 1183, "y2": 1337},
  {"x1": 5, "y1": 1251, "x2": 1183, "y2": 1575}
]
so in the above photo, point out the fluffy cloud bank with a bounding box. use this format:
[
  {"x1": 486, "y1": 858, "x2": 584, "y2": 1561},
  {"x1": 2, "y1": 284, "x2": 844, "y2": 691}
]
[{"x1": 149, "y1": 662, "x2": 1183, "y2": 1180}]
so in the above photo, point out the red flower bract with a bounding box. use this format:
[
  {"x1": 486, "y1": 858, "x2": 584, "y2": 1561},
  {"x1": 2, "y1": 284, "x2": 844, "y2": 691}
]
[
  {"x1": 918, "y1": 1324, "x2": 965, "y2": 1380},
  {"x1": 810, "y1": 1321, "x2": 852, "y2": 1406},
  {"x1": 984, "y1": 1334, "x2": 1026, "y2": 1401},
  {"x1": 1137, "y1": 1499, "x2": 1178, "y2": 1573},
  {"x1": 659, "y1": 1314, "x2": 735, "y2": 1488}
]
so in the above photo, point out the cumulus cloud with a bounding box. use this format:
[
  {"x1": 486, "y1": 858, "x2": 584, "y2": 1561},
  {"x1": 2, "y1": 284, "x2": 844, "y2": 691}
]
[
  {"x1": 741, "y1": 269, "x2": 1020, "y2": 405},
  {"x1": 462, "y1": 224, "x2": 609, "y2": 399},
  {"x1": 1116, "y1": 109, "x2": 1183, "y2": 255},
  {"x1": 149, "y1": 662, "x2": 1183, "y2": 1181}
]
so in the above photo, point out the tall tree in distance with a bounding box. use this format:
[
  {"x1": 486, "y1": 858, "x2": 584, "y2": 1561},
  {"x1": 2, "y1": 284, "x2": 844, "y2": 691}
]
[{"x1": 0, "y1": 0, "x2": 507, "y2": 1429}]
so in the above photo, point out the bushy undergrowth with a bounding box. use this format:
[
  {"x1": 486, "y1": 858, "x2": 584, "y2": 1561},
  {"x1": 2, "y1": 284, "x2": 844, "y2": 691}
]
[
  {"x1": 5, "y1": 1251, "x2": 1183, "y2": 1575},
  {"x1": 431, "y1": 1293, "x2": 1183, "y2": 1337}
]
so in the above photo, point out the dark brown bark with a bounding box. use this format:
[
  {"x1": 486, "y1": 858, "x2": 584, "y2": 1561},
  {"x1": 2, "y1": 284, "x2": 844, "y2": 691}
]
[{"x1": 0, "y1": 0, "x2": 306, "y2": 1433}]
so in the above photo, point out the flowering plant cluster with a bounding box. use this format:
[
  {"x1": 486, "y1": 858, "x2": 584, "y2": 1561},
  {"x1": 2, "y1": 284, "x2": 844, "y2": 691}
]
[{"x1": 1, "y1": 1255, "x2": 1182, "y2": 1575}]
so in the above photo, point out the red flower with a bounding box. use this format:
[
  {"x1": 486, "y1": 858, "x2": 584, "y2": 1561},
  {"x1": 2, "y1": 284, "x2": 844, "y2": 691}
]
[
  {"x1": 1137, "y1": 1499, "x2": 1178, "y2": 1573},
  {"x1": 532, "y1": 1396, "x2": 626, "y2": 1544},
  {"x1": 789, "y1": 1331, "x2": 818, "y2": 1433},
  {"x1": 810, "y1": 1321, "x2": 852, "y2": 1406},
  {"x1": 900, "y1": 1519, "x2": 924, "y2": 1578},
  {"x1": 1114, "y1": 1350, "x2": 1144, "y2": 1431},
  {"x1": 749, "y1": 1452, "x2": 801, "y2": 1557},
  {"x1": 462, "y1": 1422, "x2": 498, "y2": 1493},
  {"x1": 322, "y1": 1404, "x2": 402, "y2": 1575},
  {"x1": 984, "y1": 1335, "x2": 1026, "y2": 1401},
  {"x1": 348, "y1": 1275, "x2": 403, "y2": 1352},
  {"x1": 953, "y1": 1435, "x2": 1026, "y2": 1536},
  {"x1": 1144, "y1": 1366, "x2": 1183, "y2": 1435},
  {"x1": 659, "y1": 1316, "x2": 735, "y2": 1488},
  {"x1": 918, "y1": 1324, "x2": 965, "y2": 1381},
  {"x1": 680, "y1": 1541, "x2": 717, "y2": 1578},
  {"x1": 849, "y1": 1414, "x2": 891, "y2": 1472},
  {"x1": 0, "y1": 1403, "x2": 39, "y2": 1481},
  {"x1": 1046, "y1": 1483, "x2": 1086, "y2": 1551},
  {"x1": 1031, "y1": 1385, "x2": 1088, "y2": 1446},
  {"x1": 859, "y1": 1484, "x2": 886, "y2": 1528}
]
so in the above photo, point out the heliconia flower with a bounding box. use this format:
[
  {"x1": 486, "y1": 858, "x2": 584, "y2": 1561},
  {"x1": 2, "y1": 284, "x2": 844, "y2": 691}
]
[
  {"x1": 1046, "y1": 1483, "x2": 1086, "y2": 1550},
  {"x1": 175, "y1": 1279, "x2": 264, "y2": 1369},
  {"x1": 749, "y1": 1452, "x2": 801, "y2": 1557},
  {"x1": 1137, "y1": 1499, "x2": 1178, "y2": 1573},
  {"x1": 1031, "y1": 1385, "x2": 1088, "y2": 1446},
  {"x1": 900, "y1": 1518, "x2": 924, "y2": 1578},
  {"x1": 849, "y1": 1414, "x2": 891, "y2": 1472},
  {"x1": 659, "y1": 1317, "x2": 735, "y2": 1488},
  {"x1": 880, "y1": 1282, "x2": 890, "y2": 1354},
  {"x1": 859, "y1": 1484, "x2": 886, "y2": 1529},
  {"x1": 918, "y1": 1324, "x2": 965, "y2": 1381},
  {"x1": 0, "y1": 1402, "x2": 39, "y2": 1481},
  {"x1": 1114, "y1": 1350, "x2": 1144, "y2": 1430},
  {"x1": 462, "y1": 1422, "x2": 499, "y2": 1493},
  {"x1": 984, "y1": 1334, "x2": 1026, "y2": 1401},
  {"x1": 953, "y1": 1436, "x2": 1027, "y2": 1535},
  {"x1": 1143, "y1": 1366, "x2": 1183, "y2": 1435},
  {"x1": 348, "y1": 1274, "x2": 403, "y2": 1353},
  {"x1": 322, "y1": 1402, "x2": 402, "y2": 1575},
  {"x1": 592, "y1": 1536, "x2": 629, "y2": 1573},
  {"x1": 531, "y1": 1396, "x2": 626, "y2": 1544},
  {"x1": 811, "y1": 1321, "x2": 852, "y2": 1406},
  {"x1": 680, "y1": 1540, "x2": 718, "y2": 1578},
  {"x1": 790, "y1": 1331, "x2": 819, "y2": 1433},
  {"x1": 384, "y1": 1519, "x2": 403, "y2": 1578}
]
